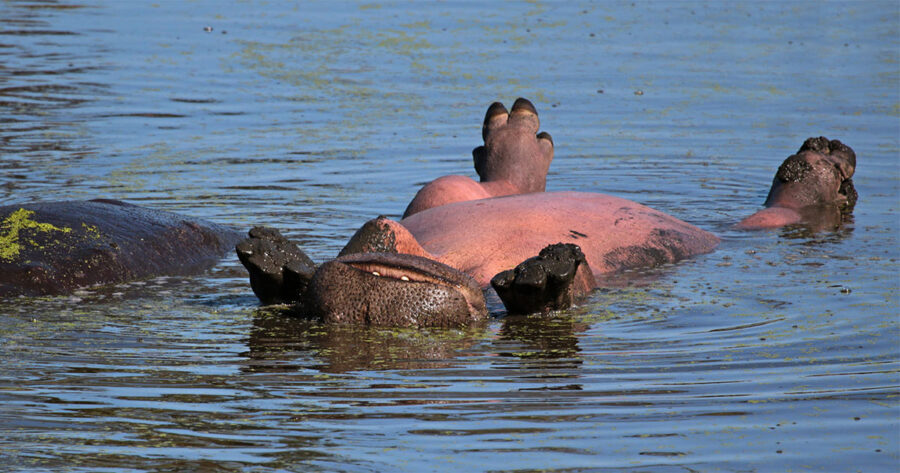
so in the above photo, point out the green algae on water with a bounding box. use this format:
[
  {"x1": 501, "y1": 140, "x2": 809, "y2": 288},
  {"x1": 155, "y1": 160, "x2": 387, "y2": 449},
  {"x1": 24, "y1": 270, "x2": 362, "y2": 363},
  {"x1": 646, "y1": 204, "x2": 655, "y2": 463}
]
[{"x1": 0, "y1": 208, "x2": 72, "y2": 262}]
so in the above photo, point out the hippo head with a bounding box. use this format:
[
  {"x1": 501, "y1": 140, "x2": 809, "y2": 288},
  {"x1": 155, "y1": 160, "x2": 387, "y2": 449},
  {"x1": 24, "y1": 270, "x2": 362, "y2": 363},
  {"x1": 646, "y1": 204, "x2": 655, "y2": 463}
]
[
  {"x1": 764, "y1": 137, "x2": 857, "y2": 212},
  {"x1": 473, "y1": 98, "x2": 554, "y2": 193},
  {"x1": 236, "y1": 227, "x2": 486, "y2": 327},
  {"x1": 305, "y1": 252, "x2": 487, "y2": 327}
]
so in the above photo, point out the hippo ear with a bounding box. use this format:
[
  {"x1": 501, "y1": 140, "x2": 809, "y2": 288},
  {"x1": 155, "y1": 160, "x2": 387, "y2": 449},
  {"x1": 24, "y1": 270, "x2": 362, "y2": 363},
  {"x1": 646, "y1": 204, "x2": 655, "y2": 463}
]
[
  {"x1": 473, "y1": 146, "x2": 487, "y2": 179},
  {"x1": 482, "y1": 102, "x2": 508, "y2": 141}
]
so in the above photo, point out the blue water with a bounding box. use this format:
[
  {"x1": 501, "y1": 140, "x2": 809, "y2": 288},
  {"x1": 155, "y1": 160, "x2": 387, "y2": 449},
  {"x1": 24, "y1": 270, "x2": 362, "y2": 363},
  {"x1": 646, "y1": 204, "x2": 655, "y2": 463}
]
[{"x1": 1, "y1": 1, "x2": 898, "y2": 472}]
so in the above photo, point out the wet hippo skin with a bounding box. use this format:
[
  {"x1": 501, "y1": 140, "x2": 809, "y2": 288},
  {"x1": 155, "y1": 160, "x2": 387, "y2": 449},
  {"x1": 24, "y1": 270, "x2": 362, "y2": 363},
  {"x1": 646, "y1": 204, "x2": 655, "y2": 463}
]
[
  {"x1": 396, "y1": 191, "x2": 720, "y2": 288},
  {"x1": 237, "y1": 227, "x2": 488, "y2": 328},
  {"x1": 739, "y1": 137, "x2": 857, "y2": 230},
  {"x1": 0, "y1": 199, "x2": 242, "y2": 297},
  {"x1": 237, "y1": 99, "x2": 857, "y2": 322},
  {"x1": 306, "y1": 252, "x2": 487, "y2": 326}
]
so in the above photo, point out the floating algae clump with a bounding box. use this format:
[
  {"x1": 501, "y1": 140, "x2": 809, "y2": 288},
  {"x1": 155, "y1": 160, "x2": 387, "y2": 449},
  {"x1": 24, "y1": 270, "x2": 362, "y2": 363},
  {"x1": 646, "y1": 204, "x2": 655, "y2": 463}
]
[{"x1": 0, "y1": 208, "x2": 72, "y2": 262}]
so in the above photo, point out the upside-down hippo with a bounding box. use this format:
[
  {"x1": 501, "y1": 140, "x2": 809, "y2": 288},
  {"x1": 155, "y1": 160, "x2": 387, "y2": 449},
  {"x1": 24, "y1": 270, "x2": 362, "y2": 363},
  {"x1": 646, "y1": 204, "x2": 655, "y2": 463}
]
[
  {"x1": 237, "y1": 99, "x2": 858, "y2": 326},
  {"x1": 0, "y1": 199, "x2": 241, "y2": 297}
]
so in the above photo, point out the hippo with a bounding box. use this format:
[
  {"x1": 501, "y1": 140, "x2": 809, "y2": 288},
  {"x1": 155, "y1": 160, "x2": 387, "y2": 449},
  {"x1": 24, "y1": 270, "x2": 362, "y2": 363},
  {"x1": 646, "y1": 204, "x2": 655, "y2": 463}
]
[
  {"x1": 0, "y1": 199, "x2": 241, "y2": 297},
  {"x1": 738, "y1": 136, "x2": 857, "y2": 230},
  {"x1": 236, "y1": 99, "x2": 858, "y2": 326}
]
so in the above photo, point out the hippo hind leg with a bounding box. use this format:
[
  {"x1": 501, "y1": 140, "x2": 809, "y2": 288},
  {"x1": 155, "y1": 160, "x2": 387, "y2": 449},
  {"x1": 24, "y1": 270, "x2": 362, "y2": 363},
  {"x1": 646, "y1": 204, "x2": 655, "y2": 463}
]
[
  {"x1": 491, "y1": 243, "x2": 596, "y2": 315},
  {"x1": 235, "y1": 226, "x2": 316, "y2": 305}
]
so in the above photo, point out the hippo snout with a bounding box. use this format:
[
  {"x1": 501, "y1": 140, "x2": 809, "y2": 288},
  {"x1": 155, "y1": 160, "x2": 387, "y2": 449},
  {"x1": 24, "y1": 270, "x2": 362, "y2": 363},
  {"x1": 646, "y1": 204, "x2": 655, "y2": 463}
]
[{"x1": 305, "y1": 252, "x2": 488, "y2": 327}]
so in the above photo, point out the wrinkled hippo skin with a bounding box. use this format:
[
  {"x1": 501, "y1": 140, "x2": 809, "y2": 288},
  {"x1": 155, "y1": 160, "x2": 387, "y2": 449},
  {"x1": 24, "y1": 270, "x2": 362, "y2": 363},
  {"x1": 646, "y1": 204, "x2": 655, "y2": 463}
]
[
  {"x1": 738, "y1": 137, "x2": 857, "y2": 230},
  {"x1": 237, "y1": 189, "x2": 720, "y2": 322},
  {"x1": 237, "y1": 194, "x2": 719, "y2": 322},
  {"x1": 0, "y1": 199, "x2": 241, "y2": 297},
  {"x1": 237, "y1": 100, "x2": 858, "y2": 322},
  {"x1": 402, "y1": 98, "x2": 554, "y2": 218},
  {"x1": 236, "y1": 227, "x2": 487, "y2": 327},
  {"x1": 306, "y1": 252, "x2": 486, "y2": 326},
  {"x1": 392, "y1": 191, "x2": 720, "y2": 287}
]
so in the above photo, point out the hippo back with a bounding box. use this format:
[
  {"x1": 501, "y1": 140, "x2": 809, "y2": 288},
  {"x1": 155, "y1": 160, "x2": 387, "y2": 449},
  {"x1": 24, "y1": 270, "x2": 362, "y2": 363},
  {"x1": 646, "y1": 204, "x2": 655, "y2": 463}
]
[{"x1": 0, "y1": 199, "x2": 241, "y2": 297}]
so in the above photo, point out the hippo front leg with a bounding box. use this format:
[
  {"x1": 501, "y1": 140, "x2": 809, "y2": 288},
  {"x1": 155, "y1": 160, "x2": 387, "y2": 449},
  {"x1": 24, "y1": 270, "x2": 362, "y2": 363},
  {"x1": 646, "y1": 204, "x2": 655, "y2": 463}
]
[
  {"x1": 235, "y1": 226, "x2": 316, "y2": 305},
  {"x1": 491, "y1": 243, "x2": 596, "y2": 315}
]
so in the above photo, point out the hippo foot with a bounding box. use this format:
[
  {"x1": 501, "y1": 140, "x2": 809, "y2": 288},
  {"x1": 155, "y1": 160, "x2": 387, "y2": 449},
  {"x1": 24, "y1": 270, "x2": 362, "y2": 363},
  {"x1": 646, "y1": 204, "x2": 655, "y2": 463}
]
[
  {"x1": 491, "y1": 243, "x2": 595, "y2": 315},
  {"x1": 235, "y1": 226, "x2": 316, "y2": 305}
]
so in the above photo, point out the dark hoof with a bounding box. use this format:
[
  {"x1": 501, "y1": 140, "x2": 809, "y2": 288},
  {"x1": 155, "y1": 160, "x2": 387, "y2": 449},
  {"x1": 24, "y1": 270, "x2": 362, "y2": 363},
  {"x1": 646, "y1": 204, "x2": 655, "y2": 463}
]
[
  {"x1": 511, "y1": 97, "x2": 537, "y2": 115},
  {"x1": 536, "y1": 131, "x2": 553, "y2": 146},
  {"x1": 236, "y1": 226, "x2": 316, "y2": 305},
  {"x1": 491, "y1": 243, "x2": 593, "y2": 315},
  {"x1": 482, "y1": 102, "x2": 509, "y2": 140},
  {"x1": 798, "y1": 136, "x2": 857, "y2": 212},
  {"x1": 484, "y1": 101, "x2": 510, "y2": 124}
]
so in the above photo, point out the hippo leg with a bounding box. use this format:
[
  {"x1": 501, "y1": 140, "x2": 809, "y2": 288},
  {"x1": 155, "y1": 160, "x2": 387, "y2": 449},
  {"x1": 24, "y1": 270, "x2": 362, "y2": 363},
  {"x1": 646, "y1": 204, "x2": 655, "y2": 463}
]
[
  {"x1": 235, "y1": 226, "x2": 316, "y2": 305},
  {"x1": 491, "y1": 243, "x2": 596, "y2": 315},
  {"x1": 402, "y1": 98, "x2": 555, "y2": 218}
]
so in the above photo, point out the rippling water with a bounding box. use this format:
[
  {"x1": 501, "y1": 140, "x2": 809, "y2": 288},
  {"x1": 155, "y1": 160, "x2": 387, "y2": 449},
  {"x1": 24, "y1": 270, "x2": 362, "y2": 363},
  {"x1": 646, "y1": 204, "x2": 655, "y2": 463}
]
[{"x1": 1, "y1": 1, "x2": 898, "y2": 472}]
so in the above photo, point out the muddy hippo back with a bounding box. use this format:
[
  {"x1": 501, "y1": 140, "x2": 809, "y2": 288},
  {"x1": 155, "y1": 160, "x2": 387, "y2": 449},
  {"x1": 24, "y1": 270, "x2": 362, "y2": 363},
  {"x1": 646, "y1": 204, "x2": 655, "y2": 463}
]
[
  {"x1": 400, "y1": 191, "x2": 719, "y2": 286},
  {"x1": 0, "y1": 199, "x2": 242, "y2": 297}
]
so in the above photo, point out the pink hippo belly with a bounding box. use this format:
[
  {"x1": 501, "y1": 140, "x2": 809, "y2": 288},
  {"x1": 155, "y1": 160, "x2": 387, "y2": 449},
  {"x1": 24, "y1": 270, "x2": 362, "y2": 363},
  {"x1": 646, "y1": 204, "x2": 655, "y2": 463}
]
[{"x1": 400, "y1": 191, "x2": 719, "y2": 286}]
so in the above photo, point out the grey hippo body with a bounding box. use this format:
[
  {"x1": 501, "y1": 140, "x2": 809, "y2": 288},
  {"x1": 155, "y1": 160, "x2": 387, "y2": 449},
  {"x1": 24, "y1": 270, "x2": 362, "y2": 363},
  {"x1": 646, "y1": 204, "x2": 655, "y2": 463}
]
[{"x1": 0, "y1": 199, "x2": 241, "y2": 297}]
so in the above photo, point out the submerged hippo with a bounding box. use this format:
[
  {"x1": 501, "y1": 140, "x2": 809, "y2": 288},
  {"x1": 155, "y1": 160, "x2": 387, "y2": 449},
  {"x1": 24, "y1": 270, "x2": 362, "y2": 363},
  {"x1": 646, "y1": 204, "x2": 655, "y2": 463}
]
[
  {"x1": 238, "y1": 99, "x2": 858, "y2": 326},
  {"x1": 0, "y1": 199, "x2": 241, "y2": 297}
]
